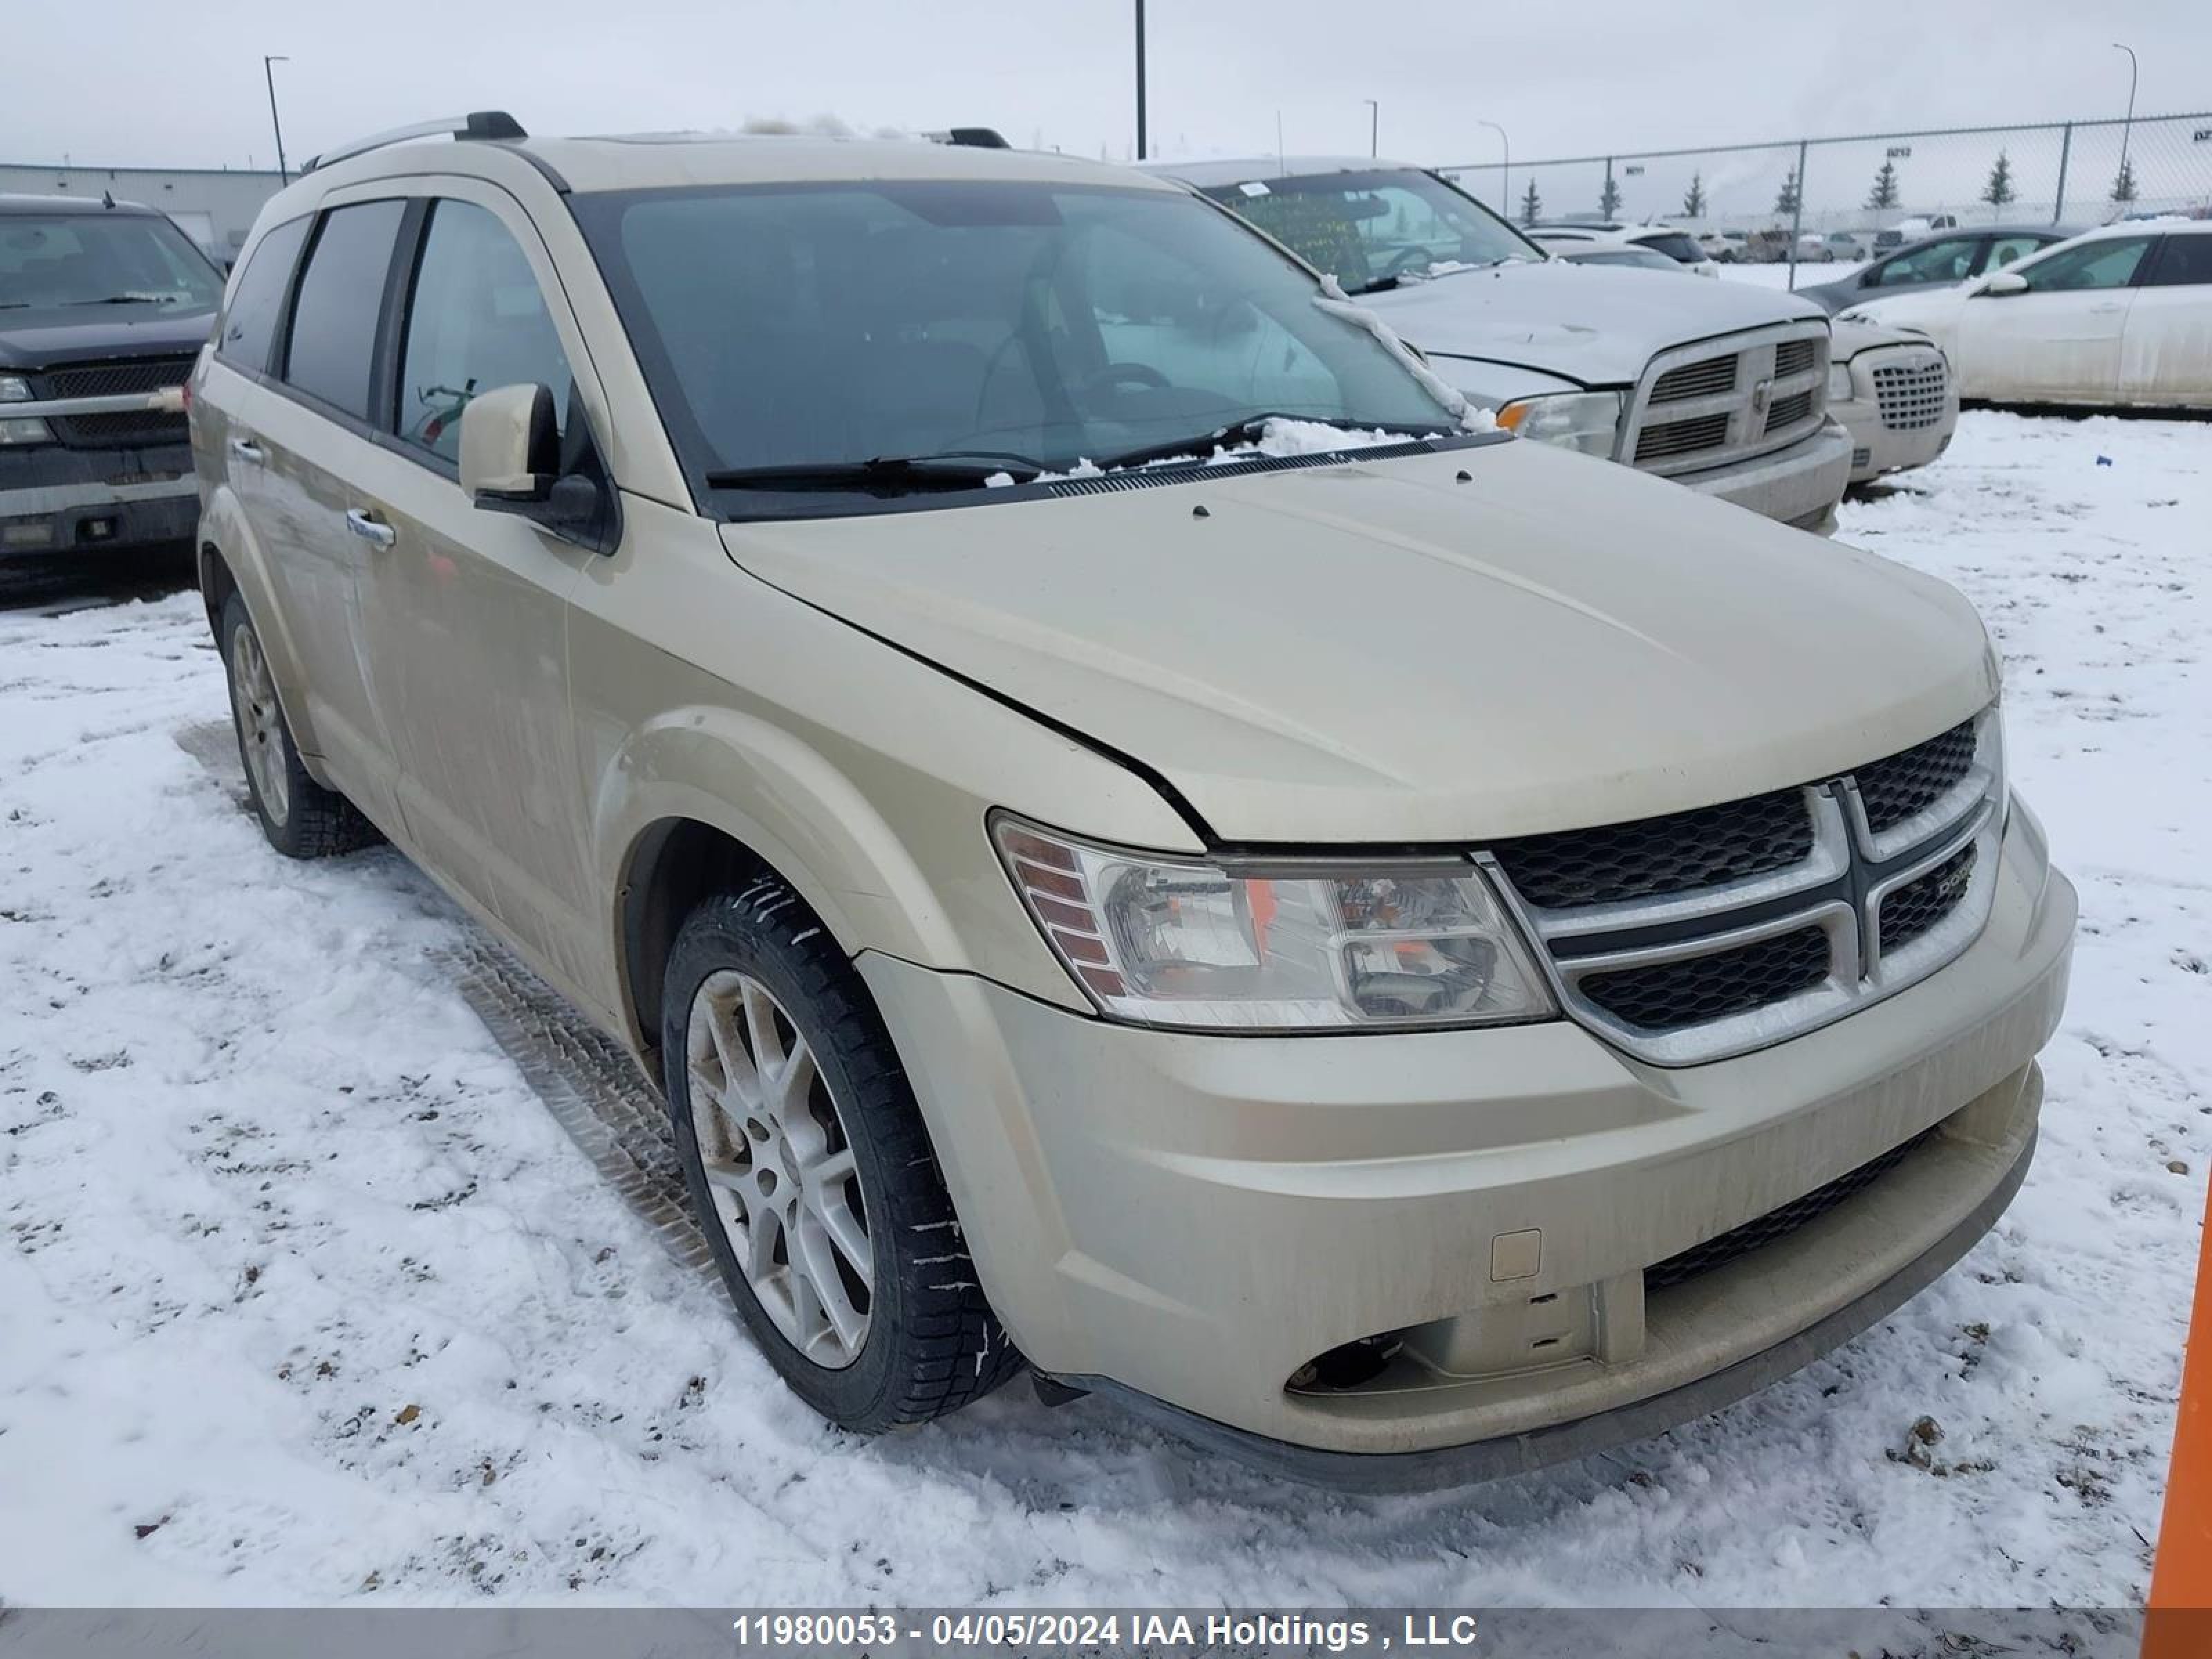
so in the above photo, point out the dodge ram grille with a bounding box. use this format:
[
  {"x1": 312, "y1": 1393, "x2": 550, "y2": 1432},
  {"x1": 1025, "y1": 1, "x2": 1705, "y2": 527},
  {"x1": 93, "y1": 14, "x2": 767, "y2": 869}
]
[
  {"x1": 1619, "y1": 322, "x2": 1830, "y2": 480},
  {"x1": 1485, "y1": 711, "x2": 2005, "y2": 1065}
]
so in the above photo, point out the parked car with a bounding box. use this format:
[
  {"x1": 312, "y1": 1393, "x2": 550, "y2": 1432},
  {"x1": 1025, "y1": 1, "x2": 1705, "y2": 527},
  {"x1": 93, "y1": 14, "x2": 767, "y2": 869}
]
[
  {"x1": 1, "y1": 193, "x2": 223, "y2": 561},
  {"x1": 1828, "y1": 319, "x2": 1959, "y2": 484},
  {"x1": 1535, "y1": 221, "x2": 1716, "y2": 276},
  {"x1": 1822, "y1": 230, "x2": 1873, "y2": 263},
  {"x1": 194, "y1": 115, "x2": 2072, "y2": 1484},
  {"x1": 1534, "y1": 236, "x2": 1690, "y2": 274},
  {"x1": 1798, "y1": 225, "x2": 2079, "y2": 316},
  {"x1": 1154, "y1": 159, "x2": 1850, "y2": 530},
  {"x1": 1702, "y1": 228, "x2": 1752, "y2": 263},
  {"x1": 1842, "y1": 222, "x2": 2212, "y2": 408},
  {"x1": 1795, "y1": 232, "x2": 1836, "y2": 264}
]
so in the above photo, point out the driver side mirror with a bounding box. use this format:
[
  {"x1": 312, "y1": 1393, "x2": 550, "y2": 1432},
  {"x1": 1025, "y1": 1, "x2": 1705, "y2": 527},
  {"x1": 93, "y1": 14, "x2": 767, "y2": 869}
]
[{"x1": 1978, "y1": 270, "x2": 2030, "y2": 297}]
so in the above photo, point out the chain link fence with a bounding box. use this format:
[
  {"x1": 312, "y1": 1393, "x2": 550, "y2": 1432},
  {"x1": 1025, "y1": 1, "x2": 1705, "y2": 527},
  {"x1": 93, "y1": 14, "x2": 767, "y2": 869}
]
[{"x1": 1439, "y1": 112, "x2": 2212, "y2": 277}]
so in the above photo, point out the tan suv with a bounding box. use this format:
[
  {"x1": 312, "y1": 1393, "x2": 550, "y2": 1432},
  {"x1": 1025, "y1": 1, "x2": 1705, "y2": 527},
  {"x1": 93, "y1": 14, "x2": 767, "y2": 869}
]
[{"x1": 189, "y1": 113, "x2": 2074, "y2": 1485}]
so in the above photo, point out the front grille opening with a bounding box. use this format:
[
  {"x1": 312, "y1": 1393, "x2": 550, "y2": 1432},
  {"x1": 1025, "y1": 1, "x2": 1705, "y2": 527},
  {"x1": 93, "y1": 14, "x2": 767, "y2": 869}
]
[
  {"x1": 1491, "y1": 787, "x2": 1812, "y2": 910},
  {"x1": 1774, "y1": 338, "x2": 1817, "y2": 379},
  {"x1": 1635, "y1": 412, "x2": 1731, "y2": 462},
  {"x1": 1856, "y1": 720, "x2": 1977, "y2": 832},
  {"x1": 1646, "y1": 1127, "x2": 1936, "y2": 1293},
  {"x1": 1873, "y1": 361, "x2": 1949, "y2": 431},
  {"x1": 1650, "y1": 353, "x2": 1736, "y2": 404},
  {"x1": 1880, "y1": 843, "x2": 1978, "y2": 953},
  {"x1": 39, "y1": 356, "x2": 196, "y2": 449},
  {"x1": 1763, "y1": 390, "x2": 1814, "y2": 433},
  {"x1": 1582, "y1": 925, "x2": 1830, "y2": 1032}
]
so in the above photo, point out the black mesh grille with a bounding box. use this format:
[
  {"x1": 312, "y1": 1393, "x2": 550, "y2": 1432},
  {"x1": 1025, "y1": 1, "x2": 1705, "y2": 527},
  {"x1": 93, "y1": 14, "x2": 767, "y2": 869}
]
[
  {"x1": 1580, "y1": 924, "x2": 1830, "y2": 1031},
  {"x1": 1647, "y1": 1128, "x2": 1934, "y2": 1293},
  {"x1": 1492, "y1": 788, "x2": 1812, "y2": 910},
  {"x1": 1880, "y1": 843, "x2": 1977, "y2": 953},
  {"x1": 1856, "y1": 721, "x2": 1977, "y2": 833},
  {"x1": 37, "y1": 357, "x2": 194, "y2": 448}
]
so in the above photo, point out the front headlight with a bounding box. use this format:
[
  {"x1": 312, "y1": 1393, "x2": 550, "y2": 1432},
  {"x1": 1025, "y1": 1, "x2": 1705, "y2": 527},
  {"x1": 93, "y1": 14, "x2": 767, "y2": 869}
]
[
  {"x1": 1495, "y1": 391, "x2": 1624, "y2": 459},
  {"x1": 0, "y1": 375, "x2": 53, "y2": 447},
  {"x1": 993, "y1": 816, "x2": 1556, "y2": 1032},
  {"x1": 1827, "y1": 363, "x2": 1855, "y2": 403}
]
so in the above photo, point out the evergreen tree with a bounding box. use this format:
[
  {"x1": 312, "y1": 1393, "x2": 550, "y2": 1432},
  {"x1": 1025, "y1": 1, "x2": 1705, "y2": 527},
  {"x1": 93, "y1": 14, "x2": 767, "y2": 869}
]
[
  {"x1": 1682, "y1": 173, "x2": 1707, "y2": 218},
  {"x1": 1599, "y1": 171, "x2": 1623, "y2": 218},
  {"x1": 1866, "y1": 159, "x2": 1900, "y2": 210},
  {"x1": 1774, "y1": 169, "x2": 1801, "y2": 216},
  {"x1": 2111, "y1": 157, "x2": 2139, "y2": 204},
  {"x1": 1981, "y1": 150, "x2": 2016, "y2": 209},
  {"x1": 1520, "y1": 178, "x2": 1541, "y2": 225}
]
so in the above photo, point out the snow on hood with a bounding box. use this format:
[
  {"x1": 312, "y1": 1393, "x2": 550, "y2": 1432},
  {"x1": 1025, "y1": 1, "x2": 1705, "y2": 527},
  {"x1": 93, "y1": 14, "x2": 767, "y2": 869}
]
[
  {"x1": 722, "y1": 436, "x2": 1994, "y2": 844},
  {"x1": 1353, "y1": 260, "x2": 1826, "y2": 388}
]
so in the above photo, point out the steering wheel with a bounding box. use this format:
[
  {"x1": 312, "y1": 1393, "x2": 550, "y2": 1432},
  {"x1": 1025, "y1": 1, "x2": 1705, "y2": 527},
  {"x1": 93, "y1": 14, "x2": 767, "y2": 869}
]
[
  {"x1": 1082, "y1": 362, "x2": 1171, "y2": 400},
  {"x1": 1382, "y1": 247, "x2": 1434, "y2": 279}
]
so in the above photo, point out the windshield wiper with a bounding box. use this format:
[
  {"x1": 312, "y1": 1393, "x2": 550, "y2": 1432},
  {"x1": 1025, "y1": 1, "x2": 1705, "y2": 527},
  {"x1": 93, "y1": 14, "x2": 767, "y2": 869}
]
[
  {"x1": 704, "y1": 450, "x2": 1040, "y2": 494},
  {"x1": 1345, "y1": 276, "x2": 1401, "y2": 295},
  {"x1": 65, "y1": 294, "x2": 187, "y2": 306},
  {"x1": 1089, "y1": 413, "x2": 1443, "y2": 476}
]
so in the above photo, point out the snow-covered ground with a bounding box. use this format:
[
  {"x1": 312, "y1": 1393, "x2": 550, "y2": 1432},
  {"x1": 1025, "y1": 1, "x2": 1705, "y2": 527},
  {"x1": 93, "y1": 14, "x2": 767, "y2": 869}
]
[{"x1": 2, "y1": 411, "x2": 2206, "y2": 1608}]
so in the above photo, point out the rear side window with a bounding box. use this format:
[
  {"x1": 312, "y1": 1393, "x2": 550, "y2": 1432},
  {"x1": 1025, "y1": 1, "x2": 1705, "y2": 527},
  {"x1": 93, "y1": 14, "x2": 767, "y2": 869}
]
[
  {"x1": 281, "y1": 200, "x2": 406, "y2": 420},
  {"x1": 218, "y1": 216, "x2": 310, "y2": 372},
  {"x1": 2019, "y1": 236, "x2": 2151, "y2": 293},
  {"x1": 395, "y1": 199, "x2": 574, "y2": 464},
  {"x1": 2144, "y1": 234, "x2": 2212, "y2": 288}
]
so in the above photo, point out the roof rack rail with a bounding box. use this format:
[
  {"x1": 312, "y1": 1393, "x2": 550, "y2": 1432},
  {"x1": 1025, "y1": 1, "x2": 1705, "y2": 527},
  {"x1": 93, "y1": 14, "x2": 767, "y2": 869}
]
[
  {"x1": 301, "y1": 110, "x2": 527, "y2": 176},
  {"x1": 925, "y1": 126, "x2": 1010, "y2": 150}
]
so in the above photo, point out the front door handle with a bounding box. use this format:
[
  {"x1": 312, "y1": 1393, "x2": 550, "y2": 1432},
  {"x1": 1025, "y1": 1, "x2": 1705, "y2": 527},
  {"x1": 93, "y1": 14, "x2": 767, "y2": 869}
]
[
  {"x1": 229, "y1": 437, "x2": 265, "y2": 464},
  {"x1": 344, "y1": 507, "x2": 397, "y2": 548}
]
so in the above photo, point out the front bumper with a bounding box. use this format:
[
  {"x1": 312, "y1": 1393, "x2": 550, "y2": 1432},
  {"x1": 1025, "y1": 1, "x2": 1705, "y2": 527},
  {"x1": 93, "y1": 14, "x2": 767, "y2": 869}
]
[
  {"x1": 0, "y1": 443, "x2": 198, "y2": 556},
  {"x1": 1671, "y1": 418, "x2": 1854, "y2": 534},
  {"x1": 861, "y1": 806, "x2": 2073, "y2": 1471}
]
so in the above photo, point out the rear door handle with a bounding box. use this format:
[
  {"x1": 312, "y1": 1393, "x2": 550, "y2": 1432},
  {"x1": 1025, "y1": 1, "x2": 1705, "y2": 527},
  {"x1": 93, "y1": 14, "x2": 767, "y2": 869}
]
[
  {"x1": 344, "y1": 507, "x2": 397, "y2": 548},
  {"x1": 229, "y1": 437, "x2": 265, "y2": 464}
]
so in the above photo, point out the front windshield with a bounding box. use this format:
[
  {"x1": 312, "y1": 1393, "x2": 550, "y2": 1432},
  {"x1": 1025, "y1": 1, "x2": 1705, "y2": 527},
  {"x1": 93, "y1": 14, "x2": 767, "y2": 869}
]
[
  {"x1": 0, "y1": 213, "x2": 225, "y2": 310},
  {"x1": 575, "y1": 180, "x2": 1457, "y2": 506},
  {"x1": 1201, "y1": 169, "x2": 1542, "y2": 293}
]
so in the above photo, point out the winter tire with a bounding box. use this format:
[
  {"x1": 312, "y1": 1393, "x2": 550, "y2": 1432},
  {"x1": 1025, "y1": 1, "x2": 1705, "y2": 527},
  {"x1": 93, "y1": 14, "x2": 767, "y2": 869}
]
[{"x1": 662, "y1": 878, "x2": 1020, "y2": 1431}]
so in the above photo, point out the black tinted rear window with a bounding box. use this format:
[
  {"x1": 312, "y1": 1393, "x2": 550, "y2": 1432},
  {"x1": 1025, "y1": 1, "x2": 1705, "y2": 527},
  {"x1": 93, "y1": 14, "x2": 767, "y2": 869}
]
[
  {"x1": 282, "y1": 200, "x2": 405, "y2": 419},
  {"x1": 2145, "y1": 233, "x2": 2212, "y2": 287},
  {"x1": 218, "y1": 215, "x2": 310, "y2": 373}
]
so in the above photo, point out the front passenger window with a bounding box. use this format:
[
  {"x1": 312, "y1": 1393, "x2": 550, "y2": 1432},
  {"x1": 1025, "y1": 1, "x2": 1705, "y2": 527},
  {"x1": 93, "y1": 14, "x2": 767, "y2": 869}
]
[
  {"x1": 2018, "y1": 237, "x2": 2152, "y2": 293},
  {"x1": 397, "y1": 200, "x2": 575, "y2": 464}
]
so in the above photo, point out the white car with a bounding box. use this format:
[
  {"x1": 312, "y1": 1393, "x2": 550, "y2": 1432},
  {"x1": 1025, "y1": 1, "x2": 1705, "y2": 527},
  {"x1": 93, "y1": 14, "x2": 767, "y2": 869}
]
[
  {"x1": 1842, "y1": 221, "x2": 2212, "y2": 409},
  {"x1": 1828, "y1": 319, "x2": 1960, "y2": 484},
  {"x1": 1535, "y1": 221, "x2": 1718, "y2": 277},
  {"x1": 1535, "y1": 236, "x2": 1695, "y2": 275}
]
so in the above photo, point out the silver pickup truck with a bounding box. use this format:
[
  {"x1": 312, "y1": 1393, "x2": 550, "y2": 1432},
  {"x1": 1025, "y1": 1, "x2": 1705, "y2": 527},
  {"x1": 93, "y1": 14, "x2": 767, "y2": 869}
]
[{"x1": 1152, "y1": 158, "x2": 1854, "y2": 532}]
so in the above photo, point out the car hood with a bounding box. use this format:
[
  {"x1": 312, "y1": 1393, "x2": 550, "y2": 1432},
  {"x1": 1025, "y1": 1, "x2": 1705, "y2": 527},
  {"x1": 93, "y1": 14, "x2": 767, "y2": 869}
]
[
  {"x1": 1353, "y1": 261, "x2": 1826, "y2": 388},
  {"x1": 722, "y1": 440, "x2": 1994, "y2": 845},
  {"x1": 0, "y1": 301, "x2": 218, "y2": 371}
]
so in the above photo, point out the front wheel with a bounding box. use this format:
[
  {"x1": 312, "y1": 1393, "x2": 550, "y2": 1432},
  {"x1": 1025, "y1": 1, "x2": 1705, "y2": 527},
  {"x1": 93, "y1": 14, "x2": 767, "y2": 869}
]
[{"x1": 662, "y1": 879, "x2": 1020, "y2": 1431}]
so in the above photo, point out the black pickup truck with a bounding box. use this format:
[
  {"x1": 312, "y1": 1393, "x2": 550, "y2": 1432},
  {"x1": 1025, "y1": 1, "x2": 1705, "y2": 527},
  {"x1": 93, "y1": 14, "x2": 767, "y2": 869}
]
[{"x1": 2, "y1": 194, "x2": 223, "y2": 560}]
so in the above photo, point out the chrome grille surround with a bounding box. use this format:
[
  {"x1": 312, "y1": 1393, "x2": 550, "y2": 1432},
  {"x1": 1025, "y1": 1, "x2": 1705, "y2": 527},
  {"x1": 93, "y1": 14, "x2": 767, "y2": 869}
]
[
  {"x1": 1868, "y1": 349, "x2": 1951, "y2": 431},
  {"x1": 33, "y1": 356, "x2": 196, "y2": 448},
  {"x1": 1483, "y1": 708, "x2": 2005, "y2": 1067},
  {"x1": 1618, "y1": 321, "x2": 1832, "y2": 479}
]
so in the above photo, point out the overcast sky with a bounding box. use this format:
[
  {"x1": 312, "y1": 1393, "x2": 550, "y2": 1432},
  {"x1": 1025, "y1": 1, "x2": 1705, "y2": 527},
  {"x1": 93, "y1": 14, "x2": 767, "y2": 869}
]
[{"x1": 6, "y1": 0, "x2": 2206, "y2": 174}]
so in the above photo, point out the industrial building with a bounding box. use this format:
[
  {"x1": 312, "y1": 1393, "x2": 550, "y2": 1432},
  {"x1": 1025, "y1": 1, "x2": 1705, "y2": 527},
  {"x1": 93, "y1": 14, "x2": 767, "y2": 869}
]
[{"x1": 0, "y1": 162, "x2": 285, "y2": 261}]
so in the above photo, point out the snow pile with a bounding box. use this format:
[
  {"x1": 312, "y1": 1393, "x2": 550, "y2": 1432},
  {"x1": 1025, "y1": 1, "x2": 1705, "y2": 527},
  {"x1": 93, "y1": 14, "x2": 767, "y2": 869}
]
[{"x1": 0, "y1": 408, "x2": 2204, "y2": 1606}]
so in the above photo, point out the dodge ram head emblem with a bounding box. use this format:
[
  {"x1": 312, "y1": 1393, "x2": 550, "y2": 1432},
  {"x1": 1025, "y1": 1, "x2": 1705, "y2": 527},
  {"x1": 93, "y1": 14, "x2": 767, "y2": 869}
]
[{"x1": 1750, "y1": 377, "x2": 1773, "y2": 417}]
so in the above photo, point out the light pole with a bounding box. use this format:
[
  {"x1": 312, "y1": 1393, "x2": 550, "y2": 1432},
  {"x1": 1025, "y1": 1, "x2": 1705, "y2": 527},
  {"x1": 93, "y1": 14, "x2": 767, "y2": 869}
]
[
  {"x1": 1474, "y1": 118, "x2": 1510, "y2": 214},
  {"x1": 1362, "y1": 99, "x2": 1378, "y2": 158},
  {"x1": 1133, "y1": 1, "x2": 1147, "y2": 161},
  {"x1": 263, "y1": 55, "x2": 291, "y2": 183},
  {"x1": 2112, "y1": 41, "x2": 2139, "y2": 194}
]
